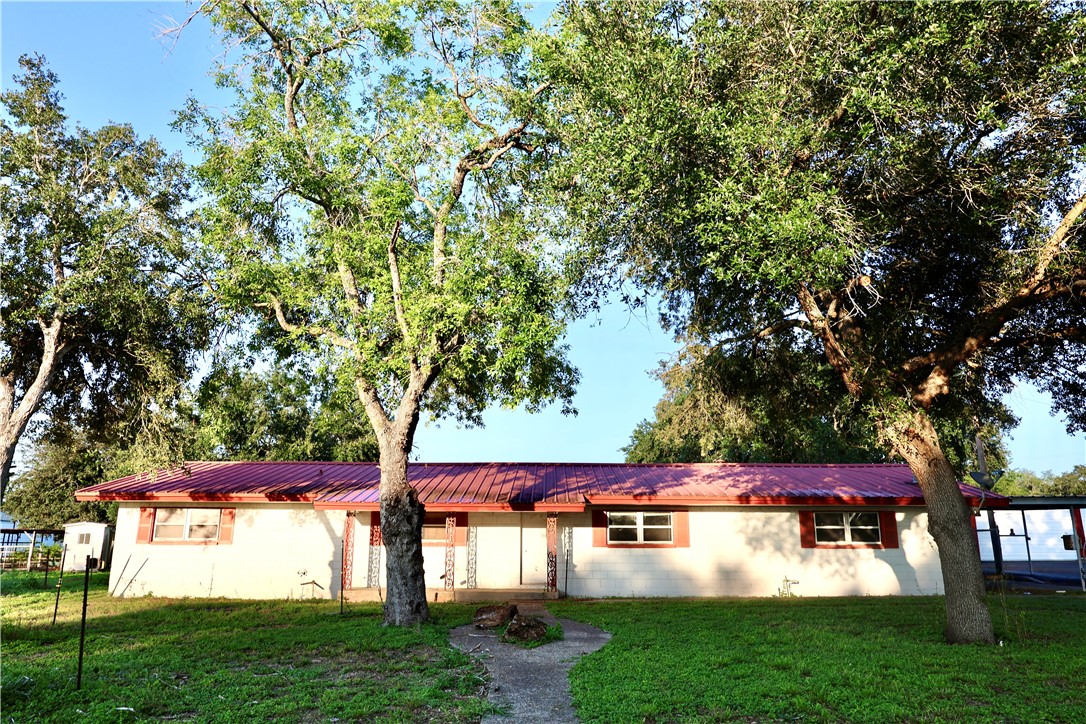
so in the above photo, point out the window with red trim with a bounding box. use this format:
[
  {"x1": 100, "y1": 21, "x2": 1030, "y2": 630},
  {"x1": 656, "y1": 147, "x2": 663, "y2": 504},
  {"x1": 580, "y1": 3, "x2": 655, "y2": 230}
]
[
  {"x1": 607, "y1": 512, "x2": 673, "y2": 544},
  {"x1": 592, "y1": 510, "x2": 690, "y2": 548},
  {"x1": 799, "y1": 510, "x2": 898, "y2": 549},
  {"x1": 420, "y1": 513, "x2": 468, "y2": 546},
  {"x1": 137, "y1": 507, "x2": 235, "y2": 544}
]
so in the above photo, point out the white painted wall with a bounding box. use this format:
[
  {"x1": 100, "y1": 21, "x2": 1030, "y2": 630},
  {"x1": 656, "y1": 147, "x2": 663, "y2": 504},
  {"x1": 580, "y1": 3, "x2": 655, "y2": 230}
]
[
  {"x1": 113, "y1": 504, "x2": 944, "y2": 599},
  {"x1": 61, "y1": 522, "x2": 112, "y2": 572},
  {"x1": 109, "y1": 504, "x2": 348, "y2": 599},
  {"x1": 557, "y1": 508, "x2": 942, "y2": 598},
  {"x1": 358, "y1": 507, "x2": 942, "y2": 598}
]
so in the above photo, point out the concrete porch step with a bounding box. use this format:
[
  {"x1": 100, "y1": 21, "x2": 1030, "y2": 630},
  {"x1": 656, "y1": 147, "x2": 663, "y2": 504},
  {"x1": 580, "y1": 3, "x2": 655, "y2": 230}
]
[{"x1": 343, "y1": 587, "x2": 558, "y2": 604}]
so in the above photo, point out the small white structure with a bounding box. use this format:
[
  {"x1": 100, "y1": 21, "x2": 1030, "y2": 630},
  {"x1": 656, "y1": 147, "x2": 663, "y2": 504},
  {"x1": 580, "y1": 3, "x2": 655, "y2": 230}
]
[
  {"x1": 62, "y1": 522, "x2": 113, "y2": 572},
  {"x1": 75, "y1": 461, "x2": 1002, "y2": 601}
]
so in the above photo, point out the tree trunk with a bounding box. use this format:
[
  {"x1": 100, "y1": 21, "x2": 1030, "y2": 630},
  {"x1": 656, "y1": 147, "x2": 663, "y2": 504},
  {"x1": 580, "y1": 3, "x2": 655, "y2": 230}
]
[
  {"x1": 379, "y1": 445, "x2": 430, "y2": 626},
  {"x1": 0, "y1": 318, "x2": 66, "y2": 504},
  {"x1": 887, "y1": 410, "x2": 995, "y2": 644},
  {"x1": 0, "y1": 438, "x2": 16, "y2": 505}
]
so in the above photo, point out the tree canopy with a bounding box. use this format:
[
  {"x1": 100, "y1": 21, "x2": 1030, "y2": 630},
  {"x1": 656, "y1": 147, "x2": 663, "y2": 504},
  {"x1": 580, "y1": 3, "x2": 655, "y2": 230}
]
[
  {"x1": 177, "y1": 0, "x2": 577, "y2": 624},
  {"x1": 0, "y1": 54, "x2": 214, "y2": 501},
  {"x1": 186, "y1": 360, "x2": 380, "y2": 463},
  {"x1": 995, "y1": 466, "x2": 1086, "y2": 497},
  {"x1": 542, "y1": 0, "x2": 1085, "y2": 643},
  {"x1": 623, "y1": 342, "x2": 889, "y2": 465},
  {"x1": 623, "y1": 344, "x2": 1012, "y2": 478},
  {"x1": 2, "y1": 431, "x2": 116, "y2": 529},
  {"x1": 3, "y1": 358, "x2": 376, "y2": 528}
]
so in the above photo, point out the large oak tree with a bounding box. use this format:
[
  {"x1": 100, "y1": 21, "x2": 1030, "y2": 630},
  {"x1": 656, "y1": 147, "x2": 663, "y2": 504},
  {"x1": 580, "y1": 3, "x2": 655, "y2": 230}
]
[
  {"x1": 177, "y1": 1, "x2": 576, "y2": 625},
  {"x1": 542, "y1": 1, "x2": 1085, "y2": 643},
  {"x1": 0, "y1": 55, "x2": 212, "y2": 503}
]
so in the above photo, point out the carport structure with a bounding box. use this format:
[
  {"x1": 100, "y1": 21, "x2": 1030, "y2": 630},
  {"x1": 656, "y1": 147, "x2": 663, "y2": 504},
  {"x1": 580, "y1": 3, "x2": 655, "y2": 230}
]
[{"x1": 977, "y1": 496, "x2": 1086, "y2": 591}]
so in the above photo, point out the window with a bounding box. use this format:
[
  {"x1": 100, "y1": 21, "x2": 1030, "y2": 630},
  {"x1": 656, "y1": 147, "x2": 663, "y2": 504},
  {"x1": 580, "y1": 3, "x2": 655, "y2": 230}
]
[
  {"x1": 411, "y1": 512, "x2": 468, "y2": 546},
  {"x1": 137, "y1": 507, "x2": 235, "y2": 544},
  {"x1": 77, "y1": 533, "x2": 91, "y2": 545},
  {"x1": 592, "y1": 510, "x2": 689, "y2": 548},
  {"x1": 422, "y1": 514, "x2": 449, "y2": 542},
  {"x1": 814, "y1": 512, "x2": 881, "y2": 544},
  {"x1": 154, "y1": 508, "x2": 221, "y2": 541},
  {"x1": 607, "y1": 512, "x2": 673, "y2": 544},
  {"x1": 799, "y1": 510, "x2": 899, "y2": 549}
]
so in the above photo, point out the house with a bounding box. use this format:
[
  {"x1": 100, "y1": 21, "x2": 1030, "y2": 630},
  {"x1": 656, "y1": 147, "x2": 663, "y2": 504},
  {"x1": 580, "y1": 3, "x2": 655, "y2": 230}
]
[{"x1": 73, "y1": 461, "x2": 1006, "y2": 601}]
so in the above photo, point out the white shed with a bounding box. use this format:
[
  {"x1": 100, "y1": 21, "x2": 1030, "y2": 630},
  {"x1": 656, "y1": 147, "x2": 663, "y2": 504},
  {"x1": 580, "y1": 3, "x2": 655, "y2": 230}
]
[{"x1": 62, "y1": 522, "x2": 113, "y2": 572}]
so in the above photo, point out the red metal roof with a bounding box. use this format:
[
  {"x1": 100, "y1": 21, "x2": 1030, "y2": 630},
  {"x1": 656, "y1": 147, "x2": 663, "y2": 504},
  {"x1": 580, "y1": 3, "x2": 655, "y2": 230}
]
[{"x1": 74, "y1": 461, "x2": 1006, "y2": 510}]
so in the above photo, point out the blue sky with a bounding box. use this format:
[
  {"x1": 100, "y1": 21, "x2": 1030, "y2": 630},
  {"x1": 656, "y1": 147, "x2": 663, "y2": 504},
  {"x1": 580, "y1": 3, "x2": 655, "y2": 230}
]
[{"x1": 3, "y1": 1, "x2": 1084, "y2": 474}]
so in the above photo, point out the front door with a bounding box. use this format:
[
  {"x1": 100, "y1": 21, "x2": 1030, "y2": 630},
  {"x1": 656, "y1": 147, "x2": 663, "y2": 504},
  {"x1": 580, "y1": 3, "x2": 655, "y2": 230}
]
[{"x1": 520, "y1": 513, "x2": 547, "y2": 586}]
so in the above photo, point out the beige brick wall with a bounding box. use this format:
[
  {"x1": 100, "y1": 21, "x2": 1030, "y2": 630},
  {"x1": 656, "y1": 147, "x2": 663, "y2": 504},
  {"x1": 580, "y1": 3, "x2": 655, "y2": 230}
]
[
  {"x1": 110, "y1": 503, "x2": 346, "y2": 599},
  {"x1": 557, "y1": 508, "x2": 942, "y2": 598},
  {"x1": 112, "y1": 504, "x2": 943, "y2": 599}
]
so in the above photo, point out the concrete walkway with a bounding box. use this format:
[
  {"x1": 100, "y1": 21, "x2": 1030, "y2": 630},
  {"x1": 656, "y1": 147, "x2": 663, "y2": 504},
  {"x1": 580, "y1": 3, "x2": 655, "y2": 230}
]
[{"x1": 449, "y1": 602, "x2": 611, "y2": 723}]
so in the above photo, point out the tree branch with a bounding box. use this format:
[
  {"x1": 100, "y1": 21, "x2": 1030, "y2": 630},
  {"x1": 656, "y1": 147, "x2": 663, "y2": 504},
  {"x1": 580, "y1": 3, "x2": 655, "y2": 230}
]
[
  {"x1": 263, "y1": 295, "x2": 356, "y2": 350},
  {"x1": 386, "y1": 220, "x2": 414, "y2": 362},
  {"x1": 433, "y1": 120, "x2": 531, "y2": 285},
  {"x1": 795, "y1": 283, "x2": 862, "y2": 397},
  {"x1": 714, "y1": 319, "x2": 810, "y2": 347},
  {"x1": 900, "y1": 191, "x2": 1086, "y2": 395}
]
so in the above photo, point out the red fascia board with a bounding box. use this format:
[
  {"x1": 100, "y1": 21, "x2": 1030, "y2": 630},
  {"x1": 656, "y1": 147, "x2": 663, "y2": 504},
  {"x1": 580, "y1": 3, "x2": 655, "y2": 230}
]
[
  {"x1": 312, "y1": 501, "x2": 586, "y2": 512},
  {"x1": 584, "y1": 494, "x2": 931, "y2": 507},
  {"x1": 312, "y1": 502, "x2": 380, "y2": 511},
  {"x1": 74, "y1": 492, "x2": 316, "y2": 503}
]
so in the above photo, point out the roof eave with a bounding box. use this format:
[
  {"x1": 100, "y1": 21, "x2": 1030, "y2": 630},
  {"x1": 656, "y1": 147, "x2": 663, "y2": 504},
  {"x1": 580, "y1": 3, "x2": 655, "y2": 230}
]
[
  {"x1": 585, "y1": 494, "x2": 932, "y2": 507},
  {"x1": 74, "y1": 492, "x2": 317, "y2": 504},
  {"x1": 312, "y1": 501, "x2": 587, "y2": 512}
]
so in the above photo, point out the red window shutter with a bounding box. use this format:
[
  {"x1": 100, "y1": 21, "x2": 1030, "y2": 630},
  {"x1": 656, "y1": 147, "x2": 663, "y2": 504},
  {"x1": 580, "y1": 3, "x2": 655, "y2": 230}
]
[
  {"x1": 591, "y1": 510, "x2": 607, "y2": 547},
  {"x1": 370, "y1": 511, "x2": 382, "y2": 545},
  {"x1": 672, "y1": 510, "x2": 690, "y2": 548},
  {"x1": 454, "y1": 512, "x2": 468, "y2": 545},
  {"x1": 878, "y1": 511, "x2": 899, "y2": 549},
  {"x1": 136, "y1": 508, "x2": 155, "y2": 544},
  {"x1": 798, "y1": 511, "x2": 816, "y2": 549},
  {"x1": 218, "y1": 509, "x2": 236, "y2": 544}
]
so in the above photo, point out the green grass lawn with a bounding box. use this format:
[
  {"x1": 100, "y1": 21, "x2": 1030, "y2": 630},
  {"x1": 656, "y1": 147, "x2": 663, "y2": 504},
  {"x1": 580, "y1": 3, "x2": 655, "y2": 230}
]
[
  {"x1": 4, "y1": 570, "x2": 1084, "y2": 723},
  {"x1": 1, "y1": 571, "x2": 491, "y2": 722},
  {"x1": 551, "y1": 594, "x2": 1086, "y2": 723}
]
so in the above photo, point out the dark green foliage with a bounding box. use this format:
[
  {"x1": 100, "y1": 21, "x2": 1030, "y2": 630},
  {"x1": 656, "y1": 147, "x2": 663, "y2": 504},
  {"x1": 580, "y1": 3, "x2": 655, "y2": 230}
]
[
  {"x1": 0, "y1": 54, "x2": 214, "y2": 497},
  {"x1": 187, "y1": 361, "x2": 379, "y2": 462},
  {"x1": 996, "y1": 466, "x2": 1086, "y2": 496},
  {"x1": 542, "y1": 0, "x2": 1085, "y2": 432},
  {"x1": 624, "y1": 343, "x2": 888, "y2": 465},
  {"x1": 552, "y1": 597, "x2": 1086, "y2": 723},
  {"x1": 542, "y1": 0, "x2": 1084, "y2": 642},
  {"x1": 624, "y1": 345, "x2": 1011, "y2": 478},
  {"x1": 3, "y1": 433, "x2": 116, "y2": 528}
]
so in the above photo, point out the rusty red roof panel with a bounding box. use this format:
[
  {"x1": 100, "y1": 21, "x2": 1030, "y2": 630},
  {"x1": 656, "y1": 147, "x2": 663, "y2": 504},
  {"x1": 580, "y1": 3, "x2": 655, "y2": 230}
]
[{"x1": 74, "y1": 461, "x2": 1005, "y2": 508}]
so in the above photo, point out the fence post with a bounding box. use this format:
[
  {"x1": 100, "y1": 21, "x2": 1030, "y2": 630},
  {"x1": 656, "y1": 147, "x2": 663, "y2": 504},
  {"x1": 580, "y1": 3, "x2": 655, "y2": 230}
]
[
  {"x1": 76, "y1": 556, "x2": 90, "y2": 690},
  {"x1": 52, "y1": 544, "x2": 67, "y2": 626},
  {"x1": 26, "y1": 531, "x2": 36, "y2": 571}
]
